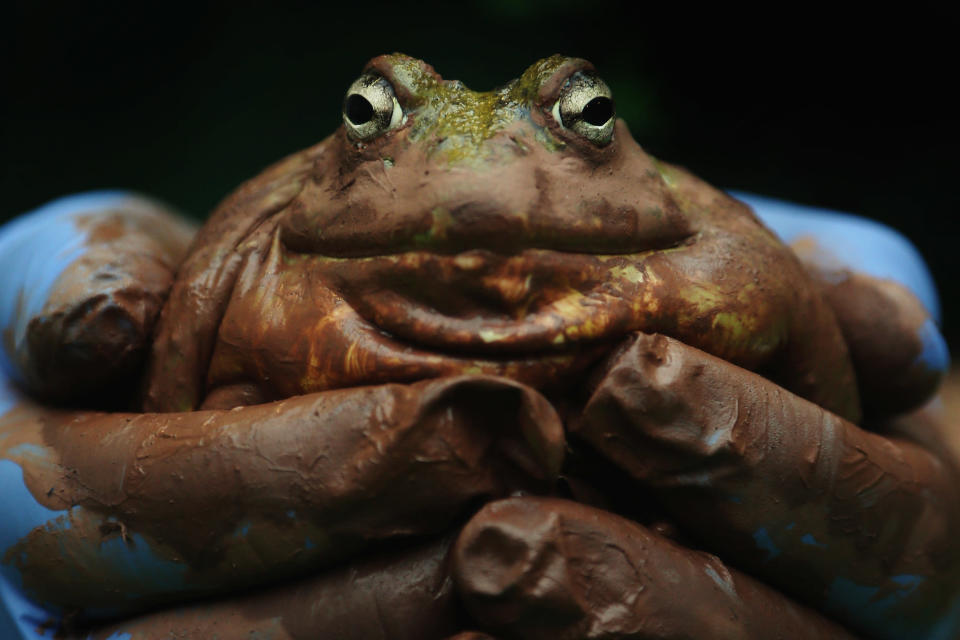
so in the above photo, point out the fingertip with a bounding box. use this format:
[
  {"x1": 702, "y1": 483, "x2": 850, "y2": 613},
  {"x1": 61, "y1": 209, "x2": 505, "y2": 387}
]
[
  {"x1": 452, "y1": 499, "x2": 557, "y2": 599},
  {"x1": 452, "y1": 498, "x2": 584, "y2": 635}
]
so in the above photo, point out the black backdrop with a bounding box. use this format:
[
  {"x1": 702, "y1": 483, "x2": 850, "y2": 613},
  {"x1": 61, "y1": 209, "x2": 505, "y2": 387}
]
[{"x1": 4, "y1": 1, "x2": 958, "y2": 345}]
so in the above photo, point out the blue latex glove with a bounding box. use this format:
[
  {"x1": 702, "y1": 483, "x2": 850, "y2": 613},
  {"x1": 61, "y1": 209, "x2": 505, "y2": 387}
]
[{"x1": 0, "y1": 191, "x2": 192, "y2": 640}]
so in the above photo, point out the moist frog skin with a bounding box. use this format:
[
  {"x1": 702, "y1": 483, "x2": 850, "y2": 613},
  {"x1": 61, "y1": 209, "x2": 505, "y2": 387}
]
[
  {"x1": 146, "y1": 53, "x2": 858, "y2": 420},
  {"x1": 0, "y1": 54, "x2": 954, "y2": 640}
]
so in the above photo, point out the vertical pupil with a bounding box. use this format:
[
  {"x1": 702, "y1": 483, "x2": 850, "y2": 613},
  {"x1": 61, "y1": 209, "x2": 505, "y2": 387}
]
[{"x1": 346, "y1": 94, "x2": 375, "y2": 125}]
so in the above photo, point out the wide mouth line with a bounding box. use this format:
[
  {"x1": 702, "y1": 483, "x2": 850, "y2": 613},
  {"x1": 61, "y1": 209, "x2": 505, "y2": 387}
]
[
  {"x1": 284, "y1": 236, "x2": 694, "y2": 263},
  {"x1": 280, "y1": 227, "x2": 697, "y2": 261},
  {"x1": 370, "y1": 318, "x2": 617, "y2": 361}
]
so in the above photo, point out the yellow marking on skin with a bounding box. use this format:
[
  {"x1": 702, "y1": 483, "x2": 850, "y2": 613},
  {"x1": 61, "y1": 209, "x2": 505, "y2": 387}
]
[
  {"x1": 551, "y1": 290, "x2": 589, "y2": 320},
  {"x1": 680, "y1": 282, "x2": 728, "y2": 315},
  {"x1": 344, "y1": 341, "x2": 364, "y2": 378},
  {"x1": 552, "y1": 334, "x2": 565, "y2": 345},
  {"x1": 515, "y1": 210, "x2": 531, "y2": 231},
  {"x1": 453, "y1": 254, "x2": 484, "y2": 270},
  {"x1": 711, "y1": 312, "x2": 750, "y2": 340},
  {"x1": 300, "y1": 305, "x2": 355, "y2": 391},
  {"x1": 479, "y1": 329, "x2": 512, "y2": 343},
  {"x1": 610, "y1": 264, "x2": 645, "y2": 284},
  {"x1": 309, "y1": 305, "x2": 353, "y2": 337},
  {"x1": 650, "y1": 159, "x2": 678, "y2": 188}
]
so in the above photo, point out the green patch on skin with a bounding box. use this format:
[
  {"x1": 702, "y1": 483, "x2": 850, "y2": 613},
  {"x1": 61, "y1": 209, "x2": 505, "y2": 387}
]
[
  {"x1": 650, "y1": 158, "x2": 679, "y2": 188},
  {"x1": 609, "y1": 264, "x2": 645, "y2": 284},
  {"x1": 411, "y1": 231, "x2": 433, "y2": 248},
  {"x1": 411, "y1": 207, "x2": 454, "y2": 248},
  {"x1": 711, "y1": 312, "x2": 752, "y2": 342},
  {"x1": 430, "y1": 207, "x2": 453, "y2": 241},
  {"x1": 384, "y1": 53, "x2": 570, "y2": 164},
  {"x1": 677, "y1": 281, "x2": 787, "y2": 357},
  {"x1": 378, "y1": 54, "x2": 442, "y2": 105},
  {"x1": 680, "y1": 282, "x2": 729, "y2": 316}
]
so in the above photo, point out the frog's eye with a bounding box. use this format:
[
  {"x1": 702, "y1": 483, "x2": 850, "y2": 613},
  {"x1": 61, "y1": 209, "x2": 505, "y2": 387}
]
[
  {"x1": 551, "y1": 72, "x2": 615, "y2": 146},
  {"x1": 342, "y1": 72, "x2": 404, "y2": 141}
]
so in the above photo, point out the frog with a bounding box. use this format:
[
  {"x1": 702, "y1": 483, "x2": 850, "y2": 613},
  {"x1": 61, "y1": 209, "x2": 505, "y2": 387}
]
[
  {"x1": 144, "y1": 53, "x2": 863, "y2": 419},
  {"x1": 0, "y1": 54, "x2": 955, "y2": 640}
]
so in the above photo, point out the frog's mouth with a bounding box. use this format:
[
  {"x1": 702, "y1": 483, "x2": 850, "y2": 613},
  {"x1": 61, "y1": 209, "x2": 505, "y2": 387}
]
[{"x1": 316, "y1": 247, "x2": 665, "y2": 357}]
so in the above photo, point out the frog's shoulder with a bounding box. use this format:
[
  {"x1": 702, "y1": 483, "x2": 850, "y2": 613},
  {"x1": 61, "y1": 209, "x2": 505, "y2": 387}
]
[{"x1": 143, "y1": 136, "x2": 335, "y2": 413}]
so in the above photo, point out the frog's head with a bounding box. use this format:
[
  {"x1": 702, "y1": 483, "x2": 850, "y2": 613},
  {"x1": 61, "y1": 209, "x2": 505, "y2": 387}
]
[
  {"x1": 145, "y1": 54, "x2": 860, "y2": 422},
  {"x1": 282, "y1": 53, "x2": 691, "y2": 258}
]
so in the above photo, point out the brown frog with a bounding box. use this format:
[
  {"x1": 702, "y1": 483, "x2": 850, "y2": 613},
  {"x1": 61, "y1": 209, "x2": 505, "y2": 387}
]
[
  {"x1": 144, "y1": 53, "x2": 860, "y2": 420},
  {"x1": 0, "y1": 54, "x2": 954, "y2": 640}
]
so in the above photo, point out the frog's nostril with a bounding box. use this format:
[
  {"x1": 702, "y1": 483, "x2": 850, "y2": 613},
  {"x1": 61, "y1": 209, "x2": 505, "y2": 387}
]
[
  {"x1": 345, "y1": 95, "x2": 374, "y2": 125},
  {"x1": 582, "y1": 97, "x2": 614, "y2": 127}
]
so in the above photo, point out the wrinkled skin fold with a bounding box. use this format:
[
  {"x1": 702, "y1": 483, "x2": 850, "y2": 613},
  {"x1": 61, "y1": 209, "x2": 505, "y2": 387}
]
[{"x1": 0, "y1": 53, "x2": 955, "y2": 639}]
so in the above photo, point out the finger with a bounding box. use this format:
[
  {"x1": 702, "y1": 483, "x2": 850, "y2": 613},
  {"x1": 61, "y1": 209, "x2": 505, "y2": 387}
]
[
  {"x1": 453, "y1": 497, "x2": 857, "y2": 640},
  {"x1": 0, "y1": 192, "x2": 196, "y2": 405},
  {"x1": 574, "y1": 332, "x2": 960, "y2": 639},
  {"x1": 84, "y1": 536, "x2": 459, "y2": 640},
  {"x1": 0, "y1": 375, "x2": 563, "y2": 614},
  {"x1": 814, "y1": 270, "x2": 947, "y2": 418}
]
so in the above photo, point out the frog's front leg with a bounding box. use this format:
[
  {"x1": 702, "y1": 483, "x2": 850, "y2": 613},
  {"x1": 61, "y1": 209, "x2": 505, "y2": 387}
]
[
  {"x1": 0, "y1": 373, "x2": 562, "y2": 632},
  {"x1": 0, "y1": 192, "x2": 196, "y2": 406}
]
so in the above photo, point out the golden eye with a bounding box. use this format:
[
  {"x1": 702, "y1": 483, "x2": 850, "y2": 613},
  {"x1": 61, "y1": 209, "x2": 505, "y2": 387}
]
[
  {"x1": 342, "y1": 72, "x2": 404, "y2": 141},
  {"x1": 552, "y1": 71, "x2": 615, "y2": 146}
]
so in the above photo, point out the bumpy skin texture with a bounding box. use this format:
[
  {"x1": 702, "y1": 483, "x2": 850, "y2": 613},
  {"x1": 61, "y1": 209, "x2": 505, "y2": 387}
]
[{"x1": 0, "y1": 54, "x2": 954, "y2": 639}]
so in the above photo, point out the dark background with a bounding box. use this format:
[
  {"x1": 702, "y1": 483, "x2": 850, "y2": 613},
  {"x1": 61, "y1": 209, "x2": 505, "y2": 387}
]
[{"x1": 3, "y1": 2, "x2": 958, "y2": 345}]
